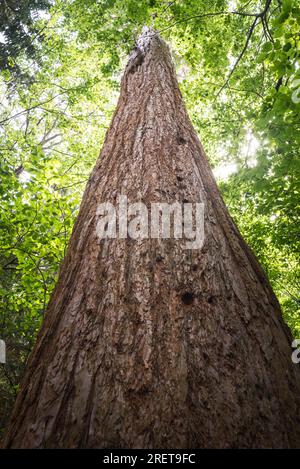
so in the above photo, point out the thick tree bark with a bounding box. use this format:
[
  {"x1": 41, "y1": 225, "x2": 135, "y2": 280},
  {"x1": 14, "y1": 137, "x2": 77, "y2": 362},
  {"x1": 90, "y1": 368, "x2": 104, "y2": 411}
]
[{"x1": 3, "y1": 29, "x2": 300, "y2": 448}]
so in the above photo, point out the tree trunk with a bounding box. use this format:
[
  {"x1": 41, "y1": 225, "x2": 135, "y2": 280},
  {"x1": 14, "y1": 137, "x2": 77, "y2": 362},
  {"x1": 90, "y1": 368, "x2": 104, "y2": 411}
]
[{"x1": 3, "y1": 28, "x2": 300, "y2": 449}]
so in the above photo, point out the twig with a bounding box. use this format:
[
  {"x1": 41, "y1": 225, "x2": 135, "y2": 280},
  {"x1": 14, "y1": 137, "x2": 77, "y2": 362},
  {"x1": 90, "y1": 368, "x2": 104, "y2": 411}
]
[
  {"x1": 275, "y1": 76, "x2": 283, "y2": 92},
  {"x1": 160, "y1": 1, "x2": 176, "y2": 16},
  {"x1": 0, "y1": 81, "x2": 99, "y2": 125}
]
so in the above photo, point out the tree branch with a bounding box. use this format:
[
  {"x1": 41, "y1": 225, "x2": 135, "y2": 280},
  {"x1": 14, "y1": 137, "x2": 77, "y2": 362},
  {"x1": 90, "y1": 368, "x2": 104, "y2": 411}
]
[
  {"x1": 157, "y1": 10, "x2": 260, "y2": 34},
  {"x1": 216, "y1": 0, "x2": 273, "y2": 97},
  {"x1": 216, "y1": 16, "x2": 259, "y2": 97}
]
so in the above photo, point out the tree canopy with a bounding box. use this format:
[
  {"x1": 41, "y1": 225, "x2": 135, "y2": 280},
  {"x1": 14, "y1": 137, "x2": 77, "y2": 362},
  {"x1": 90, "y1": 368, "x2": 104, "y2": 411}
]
[{"x1": 0, "y1": 0, "x2": 299, "y2": 436}]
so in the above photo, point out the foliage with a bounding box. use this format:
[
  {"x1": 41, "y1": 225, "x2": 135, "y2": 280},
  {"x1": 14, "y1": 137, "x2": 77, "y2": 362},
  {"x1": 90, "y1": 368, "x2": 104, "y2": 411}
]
[
  {"x1": 0, "y1": 0, "x2": 52, "y2": 84},
  {"x1": 0, "y1": 0, "x2": 299, "y2": 435}
]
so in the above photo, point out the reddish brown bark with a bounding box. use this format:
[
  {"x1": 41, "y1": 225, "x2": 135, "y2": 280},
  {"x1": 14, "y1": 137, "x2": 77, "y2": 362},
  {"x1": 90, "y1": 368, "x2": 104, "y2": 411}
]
[{"x1": 3, "y1": 29, "x2": 300, "y2": 448}]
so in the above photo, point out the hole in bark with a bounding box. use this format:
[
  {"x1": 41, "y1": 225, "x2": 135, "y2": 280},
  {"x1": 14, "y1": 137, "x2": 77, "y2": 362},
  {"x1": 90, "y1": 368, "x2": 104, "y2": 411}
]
[
  {"x1": 177, "y1": 175, "x2": 184, "y2": 182},
  {"x1": 177, "y1": 136, "x2": 187, "y2": 145},
  {"x1": 207, "y1": 296, "x2": 214, "y2": 304},
  {"x1": 181, "y1": 292, "x2": 194, "y2": 305},
  {"x1": 156, "y1": 255, "x2": 164, "y2": 263},
  {"x1": 183, "y1": 198, "x2": 189, "y2": 203},
  {"x1": 192, "y1": 264, "x2": 198, "y2": 272}
]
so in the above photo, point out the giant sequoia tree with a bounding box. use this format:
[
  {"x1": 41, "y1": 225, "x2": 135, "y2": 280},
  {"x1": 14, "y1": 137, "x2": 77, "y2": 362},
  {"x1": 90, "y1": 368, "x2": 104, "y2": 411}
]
[{"x1": 3, "y1": 29, "x2": 300, "y2": 448}]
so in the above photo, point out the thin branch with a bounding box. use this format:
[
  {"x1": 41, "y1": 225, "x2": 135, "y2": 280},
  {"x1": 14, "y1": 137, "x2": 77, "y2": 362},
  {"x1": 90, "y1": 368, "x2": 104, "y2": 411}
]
[
  {"x1": 1, "y1": 365, "x2": 17, "y2": 394},
  {"x1": 274, "y1": 280, "x2": 300, "y2": 305},
  {"x1": 57, "y1": 179, "x2": 89, "y2": 191},
  {"x1": 40, "y1": 132, "x2": 61, "y2": 146},
  {"x1": 0, "y1": 80, "x2": 99, "y2": 126},
  {"x1": 40, "y1": 113, "x2": 60, "y2": 144},
  {"x1": 24, "y1": 110, "x2": 30, "y2": 136},
  {"x1": 61, "y1": 159, "x2": 81, "y2": 175},
  {"x1": 240, "y1": 0, "x2": 256, "y2": 12},
  {"x1": 203, "y1": 81, "x2": 264, "y2": 99},
  {"x1": 264, "y1": 14, "x2": 274, "y2": 43},
  {"x1": 160, "y1": 1, "x2": 176, "y2": 16},
  {"x1": 1, "y1": 256, "x2": 18, "y2": 270},
  {"x1": 43, "y1": 139, "x2": 63, "y2": 150},
  {"x1": 11, "y1": 247, "x2": 49, "y2": 314},
  {"x1": 216, "y1": 0, "x2": 273, "y2": 97},
  {"x1": 52, "y1": 149, "x2": 76, "y2": 157}
]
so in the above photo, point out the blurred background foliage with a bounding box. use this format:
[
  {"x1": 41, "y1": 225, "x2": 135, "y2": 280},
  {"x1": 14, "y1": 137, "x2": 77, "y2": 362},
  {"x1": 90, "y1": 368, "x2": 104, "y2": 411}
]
[{"x1": 0, "y1": 0, "x2": 299, "y2": 435}]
